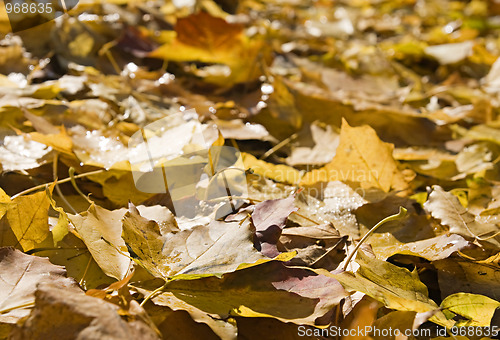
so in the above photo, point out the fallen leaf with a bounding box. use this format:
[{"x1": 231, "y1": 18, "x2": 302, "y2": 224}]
[
  {"x1": 454, "y1": 143, "x2": 494, "y2": 177},
  {"x1": 149, "y1": 12, "x2": 266, "y2": 85},
  {"x1": 122, "y1": 205, "x2": 285, "y2": 279},
  {"x1": 70, "y1": 126, "x2": 130, "y2": 170},
  {"x1": 252, "y1": 195, "x2": 297, "y2": 258},
  {"x1": 149, "y1": 261, "x2": 348, "y2": 327},
  {"x1": 140, "y1": 290, "x2": 237, "y2": 340},
  {"x1": 0, "y1": 188, "x2": 52, "y2": 251},
  {"x1": 69, "y1": 204, "x2": 131, "y2": 280},
  {"x1": 236, "y1": 317, "x2": 317, "y2": 340},
  {"x1": 28, "y1": 127, "x2": 74, "y2": 156},
  {"x1": 339, "y1": 296, "x2": 381, "y2": 340},
  {"x1": 0, "y1": 248, "x2": 78, "y2": 326},
  {"x1": 425, "y1": 41, "x2": 474, "y2": 65},
  {"x1": 374, "y1": 234, "x2": 471, "y2": 261},
  {"x1": 328, "y1": 250, "x2": 453, "y2": 327},
  {"x1": 87, "y1": 169, "x2": 155, "y2": 206},
  {"x1": 151, "y1": 12, "x2": 244, "y2": 64},
  {"x1": 0, "y1": 135, "x2": 52, "y2": 171},
  {"x1": 215, "y1": 119, "x2": 277, "y2": 142},
  {"x1": 371, "y1": 310, "x2": 417, "y2": 340},
  {"x1": 440, "y1": 293, "x2": 500, "y2": 327},
  {"x1": 242, "y1": 153, "x2": 302, "y2": 185},
  {"x1": 434, "y1": 259, "x2": 500, "y2": 301},
  {"x1": 424, "y1": 185, "x2": 500, "y2": 246},
  {"x1": 280, "y1": 223, "x2": 346, "y2": 269},
  {"x1": 300, "y1": 119, "x2": 409, "y2": 193},
  {"x1": 452, "y1": 124, "x2": 500, "y2": 145},
  {"x1": 155, "y1": 308, "x2": 224, "y2": 340},
  {"x1": 287, "y1": 122, "x2": 339, "y2": 166},
  {"x1": 10, "y1": 282, "x2": 160, "y2": 340}
]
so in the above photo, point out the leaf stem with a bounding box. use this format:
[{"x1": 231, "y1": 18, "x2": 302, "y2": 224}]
[
  {"x1": 342, "y1": 206, "x2": 407, "y2": 271},
  {"x1": 140, "y1": 281, "x2": 169, "y2": 307},
  {"x1": 0, "y1": 301, "x2": 35, "y2": 314},
  {"x1": 69, "y1": 167, "x2": 94, "y2": 205},
  {"x1": 11, "y1": 169, "x2": 106, "y2": 199},
  {"x1": 259, "y1": 133, "x2": 298, "y2": 161},
  {"x1": 53, "y1": 153, "x2": 78, "y2": 214}
]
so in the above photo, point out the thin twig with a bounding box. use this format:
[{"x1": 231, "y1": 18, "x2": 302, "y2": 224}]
[
  {"x1": 0, "y1": 301, "x2": 35, "y2": 314},
  {"x1": 140, "y1": 281, "x2": 168, "y2": 307},
  {"x1": 259, "y1": 133, "x2": 298, "y2": 160},
  {"x1": 79, "y1": 255, "x2": 93, "y2": 288},
  {"x1": 53, "y1": 153, "x2": 78, "y2": 214},
  {"x1": 69, "y1": 167, "x2": 94, "y2": 205},
  {"x1": 342, "y1": 207, "x2": 407, "y2": 271},
  {"x1": 11, "y1": 169, "x2": 106, "y2": 199}
]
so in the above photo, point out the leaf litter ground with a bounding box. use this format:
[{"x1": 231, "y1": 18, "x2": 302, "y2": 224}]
[{"x1": 1, "y1": 0, "x2": 500, "y2": 339}]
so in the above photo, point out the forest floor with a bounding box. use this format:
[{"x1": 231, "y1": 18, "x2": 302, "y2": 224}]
[{"x1": 1, "y1": 0, "x2": 500, "y2": 339}]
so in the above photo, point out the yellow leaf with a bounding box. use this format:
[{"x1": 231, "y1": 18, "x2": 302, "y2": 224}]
[
  {"x1": 0, "y1": 187, "x2": 9, "y2": 209},
  {"x1": 0, "y1": 186, "x2": 52, "y2": 251},
  {"x1": 34, "y1": 226, "x2": 115, "y2": 290},
  {"x1": 327, "y1": 250, "x2": 453, "y2": 328},
  {"x1": 122, "y1": 205, "x2": 276, "y2": 279},
  {"x1": 69, "y1": 204, "x2": 131, "y2": 280},
  {"x1": 0, "y1": 3, "x2": 10, "y2": 35},
  {"x1": 300, "y1": 119, "x2": 408, "y2": 192},
  {"x1": 242, "y1": 153, "x2": 301, "y2": 185},
  {"x1": 440, "y1": 293, "x2": 500, "y2": 327},
  {"x1": 424, "y1": 185, "x2": 500, "y2": 247},
  {"x1": 88, "y1": 167, "x2": 155, "y2": 206},
  {"x1": 28, "y1": 127, "x2": 74, "y2": 155},
  {"x1": 136, "y1": 288, "x2": 237, "y2": 339}
]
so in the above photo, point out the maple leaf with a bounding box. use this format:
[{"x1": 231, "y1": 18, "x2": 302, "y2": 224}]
[
  {"x1": 300, "y1": 119, "x2": 409, "y2": 192},
  {"x1": 121, "y1": 204, "x2": 293, "y2": 280},
  {"x1": 424, "y1": 185, "x2": 500, "y2": 247},
  {"x1": 0, "y1": 187, "x2": 53, "y2": 251},
  {"x1": 328, "y1": 250, "x2": 454, "y2": 328},
  {"x1": 143, "y1": 262, "x2": 348, "y2": 330}
]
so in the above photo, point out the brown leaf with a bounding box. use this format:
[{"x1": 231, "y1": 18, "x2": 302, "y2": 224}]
[
  {"x1": 434, "y1": 259, "x2": 500, "y2": 301},
  {"x1": 0, "y1": 248, "x2": 78, "y2": 325},
  {"x1": 140, "y1": 291, "x2": 237, "y2": 340},
  {"x1": 280, "y1": 224, "x2": 346, "y2": 269},
  {"x1": 149, "y1": 262, "x2": 348, "y2": 328},
  {"x1": 252, "y1": 195, "x2": 297, "y2": 258},
  {"x1": 174, "y1": 12, "x2": 244, "y2": 58},
  {"x1": 10, "y1": 282, "x2": 160, "y2": 340}
]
